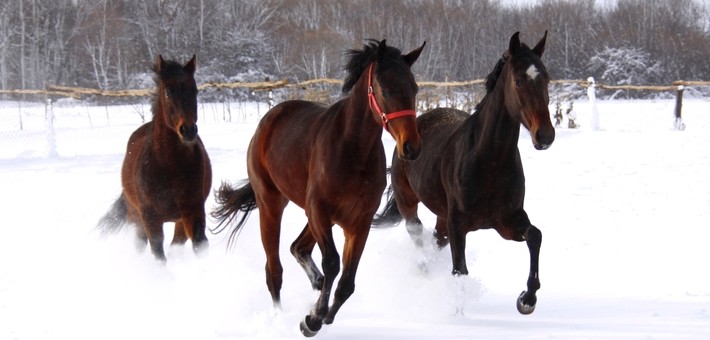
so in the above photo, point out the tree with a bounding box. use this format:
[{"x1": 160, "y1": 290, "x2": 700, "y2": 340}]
[{"x1": 587, "y1": 46, "x2": 663, "y2": 98}]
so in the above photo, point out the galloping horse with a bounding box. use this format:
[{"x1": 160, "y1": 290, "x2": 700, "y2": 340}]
[
  {"x1": 374, "y1": 32, "x2": 553, "y2": 314},
  {"x1": 98, "y1": 55, "x2": 212, "y2": 262},
  {"x1": 211, "y1": 40, "x2": 425, "y2": 336}
]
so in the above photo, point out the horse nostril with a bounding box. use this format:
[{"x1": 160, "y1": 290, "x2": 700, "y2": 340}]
[{"x1": 404, "y1": 141, "x2": 421, "y2": 160}]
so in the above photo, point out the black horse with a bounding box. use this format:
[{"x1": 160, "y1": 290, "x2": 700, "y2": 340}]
[{"x1": 374, "y1": 31, "x2": 553, "y2": 315}]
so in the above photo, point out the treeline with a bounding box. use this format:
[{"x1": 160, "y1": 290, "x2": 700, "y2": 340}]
[{"x1": 1, "y1": 0, "x2": 709, "y2": 95}]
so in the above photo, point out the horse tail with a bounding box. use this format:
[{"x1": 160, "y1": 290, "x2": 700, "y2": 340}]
[
  {"x1": 210, "y1": 180, "x2": 258, "y2": 248},
  {"x1": 372, "y1": 170, "x2": 404, "y2": 228},
  {"x1": 97, "y1": 193, "x2": 129, "y2": 235}
]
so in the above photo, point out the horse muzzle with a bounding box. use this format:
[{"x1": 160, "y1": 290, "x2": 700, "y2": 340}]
[
  {"x1": 532, "y1": 126, "x2": 555, "y2": 150},
  {"x1": 179, "y1": 123, "x2": 199, "y2": 143},
  {"x1": 402, "y1": 140, "x2": 421, "y2": 160}
]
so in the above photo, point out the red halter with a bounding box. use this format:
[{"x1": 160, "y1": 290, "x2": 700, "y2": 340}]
[{"x1": 367, "y1": 64, "x2": 416, "y2": 131}]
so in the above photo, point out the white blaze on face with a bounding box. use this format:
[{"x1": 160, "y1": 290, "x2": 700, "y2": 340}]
[{"x1": 526, "y1": 64, "x2": 540, "y2": 81}]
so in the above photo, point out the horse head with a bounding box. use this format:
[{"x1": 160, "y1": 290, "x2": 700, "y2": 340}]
[
  {"x1": 345, "y1": 40, "x2": 425, "y2": 160},
  {"x1": 154, "y1": 55, "x2": 199, "y2": 144},
  {"x1": 370, "y1": 40, "x2": 425, "y2": 160},
  {"x1": 503, "y1": 31, "x2": 555, "y2": 150}
]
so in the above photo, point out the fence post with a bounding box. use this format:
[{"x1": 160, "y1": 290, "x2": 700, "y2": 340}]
[
  {"x1": 673, "y1": 85, "x2": 686, "y2": 131},
  {"x1": 587, "y1": 77, "x2": 600, "y2": 131},
  {"x1": 45, "y1": 98, "x2": 58, "y2": 158}
]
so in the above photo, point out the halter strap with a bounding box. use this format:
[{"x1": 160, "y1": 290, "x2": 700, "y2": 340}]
[{"x1": 367, "y1": 64, "x2": 416, "y2": 131}]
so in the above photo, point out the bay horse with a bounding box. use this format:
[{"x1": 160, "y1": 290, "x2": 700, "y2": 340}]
[
  {"x1": 211, "y1": 39, "x2": 425, "y2": 336},
  {"x1": 98, "y1": 55, "x2": 212, "y2": 262},
  {"x1": 373, "y1": 31, "x2": 553, "y2": 315}
]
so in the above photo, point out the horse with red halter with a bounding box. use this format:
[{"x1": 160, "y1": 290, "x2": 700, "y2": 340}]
[
  {"x1": 373, "y1": 31, "x2": 553, "y2": 314},
  {"x1": 211, "y1": 39, "x2": 425, "y2": 336},
  {"x1": 98, "y1": 55, "x2": 212, "y2": 262}
]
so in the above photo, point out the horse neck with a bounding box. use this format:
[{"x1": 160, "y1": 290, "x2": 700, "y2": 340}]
[
  {"x1": 151, "y1": 99, "x2": 183, "y2": 155},
  {"x1": 470, "y1": 87, "x2": 521, "y2": 159},
  {"x1": 340, "y1": 81, "x2": 383, "y2": 150}
]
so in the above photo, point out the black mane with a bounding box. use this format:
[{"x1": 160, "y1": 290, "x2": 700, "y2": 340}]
[
  {"x1": 341, "y1": 39, "x2": 404, "y2": 94},
  {"x1": 474, "y1": 57, "x2": 506, "y2": 113}
]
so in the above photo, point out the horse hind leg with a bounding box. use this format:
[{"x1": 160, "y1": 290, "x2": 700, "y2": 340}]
[
  {"x1": 256, "y1": 193, "x2": 288, "y2": 309},
  {"x1": 180, "y1": 211, "x2": 209, "y2": 255},
  {"x1": 171, "y1": 221, "x2": 188, "y2": 245},
  {"x1": 291, "y1": 224, "x2": 324, "y2": 290},
  {"x1": 434, "y1": 217, "x2": 449, "y2": 248},
  {"x1": 391, "y1": 174, "x2": 425, "y2": 248}
]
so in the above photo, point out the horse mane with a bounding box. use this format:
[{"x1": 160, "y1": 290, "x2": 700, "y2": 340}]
[
  {"x1": 342, "y1": 39, "x2": 404, "y2": 94},
  {"x1": 474, "y1": 57, "x2": 506, "y2": 113}
]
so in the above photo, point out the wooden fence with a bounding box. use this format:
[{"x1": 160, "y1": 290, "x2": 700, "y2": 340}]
[{"x1": 2, "y1": 79, "x2": 708, "y2": 100}]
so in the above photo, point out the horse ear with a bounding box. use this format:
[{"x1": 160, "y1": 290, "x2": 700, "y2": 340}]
[
  {"x1": 508, "y1": 32, "x2": 521, "y2": 55},
  {"x1": 155, "y1": 54, "x2": 165, "y2": 72},
  {"x1": 184, "y1": 54, "x2": 197, "y2": 75},
  {"x1": 376, "y1": 39, "x2": 388, "y2": 58},
  {"x1": 404, "y1": 41, "x2": 426, "y2": 66},
  {"x1": 532, "y1": 31, "x2": 547, "y2": 57}
]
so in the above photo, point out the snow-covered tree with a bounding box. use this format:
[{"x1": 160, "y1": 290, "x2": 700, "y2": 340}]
[{"x1": 587, "y1": 47, "x2": 663, "y2": 98}]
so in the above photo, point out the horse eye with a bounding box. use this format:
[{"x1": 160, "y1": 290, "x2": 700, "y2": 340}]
[
  {"x1": 514, "y1": 78, "x2": 523, "y2": 87},
  {"x1": 164, "y1": 90, "x2": 170, "y2": 98}
]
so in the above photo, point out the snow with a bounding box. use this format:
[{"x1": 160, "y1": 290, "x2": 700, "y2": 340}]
[{"x1": 1, "y1": 98, "x2": 709, "y2": 339}]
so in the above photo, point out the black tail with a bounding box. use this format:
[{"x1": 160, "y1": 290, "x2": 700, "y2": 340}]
[
  {"x1": 210, "y1": 180, "x2": 258, "y2": 248},
  {"x1": 97, "y1": 194, "x2": 129, "y2": 236},
  {"x1": 372, "y1": 178, "x2": 404, "y2": 228}
]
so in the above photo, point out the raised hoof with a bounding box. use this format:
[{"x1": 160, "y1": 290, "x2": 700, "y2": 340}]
[
  {"x1": 299, "y1": 315, "x2": 321, "y2": 337},
  {"x1": 516, "y1": 291, "x2": 536, "y2": 315}
]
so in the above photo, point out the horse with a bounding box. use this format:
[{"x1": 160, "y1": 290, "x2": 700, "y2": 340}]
[
  {"x1": 211, "y1": 39, "x2": 425, "y2": 336},
  {"x1": 97, "y1": 55, "x2": 212, "y2": 262},
  {"x1": 373, "y1": 31, "x2": 553, "y2": 315}
]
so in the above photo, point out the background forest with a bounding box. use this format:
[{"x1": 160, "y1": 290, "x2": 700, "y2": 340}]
[{"x1": 1, "y1": 0, "x2": 710, "y2": 98}]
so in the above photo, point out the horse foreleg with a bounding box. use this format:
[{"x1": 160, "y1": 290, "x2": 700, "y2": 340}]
[
  {"x1": 324, "y1": 223, "x2": 370, "y2": 325},
  {"x1": 290, "y1": 224, "x2": 324, "y2": 290},
  {"x1": 300, "y1": 217, "x2": 338, "y2": 337},
  {"x1": 447, "y1": 211, "x2": 468, "y2": 276},
  {"x1": 517, "y1": 225, "x2": 541, "y2": 315},
  {"x1": 141, "y1": 210, "x2": 166, "y2": 262}
]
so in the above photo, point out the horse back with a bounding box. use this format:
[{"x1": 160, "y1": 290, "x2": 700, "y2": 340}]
[
  {"x1": 247, "y1": 100, "x2": 329, "y2": 205},
  {"x1": 391, "y1": 108, "x2": 468, "y2": 217}
]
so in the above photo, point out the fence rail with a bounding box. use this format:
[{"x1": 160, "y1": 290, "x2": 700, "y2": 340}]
[{"x1": 2, "y1": 79, "x2": 710, "y2": 99}]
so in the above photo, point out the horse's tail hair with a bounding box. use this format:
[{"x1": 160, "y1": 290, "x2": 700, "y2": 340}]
[
  {"x1": 97, "y1": 193, "x2": 129, "y2": 236},
  {"x1": 372, "y1": 172, "x2": 403, "y2": 228},
  {"x1": 210, "y1": 180, "x2": 258, "y2": 248}
]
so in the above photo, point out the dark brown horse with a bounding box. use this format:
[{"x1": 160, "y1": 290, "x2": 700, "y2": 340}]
[
  {"x1": 98, "y1": 55, "x2": 212, "y2": 262},
  {"x1": 373, "y1": 32, "x2": 553, "y2": 315},
  {"x1": 211, "y1": 40, "x2": 425, "y2": 336}
]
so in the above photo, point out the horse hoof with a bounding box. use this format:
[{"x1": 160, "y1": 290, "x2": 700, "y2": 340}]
[
  {"x1": 299, "y1": 316, "x2": 321, "y2": 337},
  {"x1": 516, "y1": 291, "x2": 536, "y2": 315}
]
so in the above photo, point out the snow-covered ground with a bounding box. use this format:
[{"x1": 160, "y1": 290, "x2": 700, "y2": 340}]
[{"x1": 1, "y1": 98, "x2": 709, "y2": 339}]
